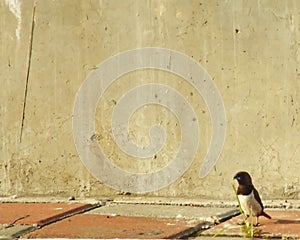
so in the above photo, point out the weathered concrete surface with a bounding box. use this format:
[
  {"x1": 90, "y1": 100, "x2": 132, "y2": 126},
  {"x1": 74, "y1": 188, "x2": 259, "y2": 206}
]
[
  {"x1": 23, "y1": 214, "x2": 204, "y2": 239},
  {"x1": 21, "y1": 201, "x2": 238, "y2": 239},
  {"x1": 0, "y1": 0, "x2": 300, "y2": 200},
  {"x1": 87, "y1": 202, "x2": 238, "y2": 221},
  {"x1": 0, "y1": 201, "x2": 299, "y2": 239},
  {"x1": 0, "y1": 202, "x2": 97, "y2": 226},
  {"x1": 200, "y1": 209, "x2": 300, "y2": 239}
]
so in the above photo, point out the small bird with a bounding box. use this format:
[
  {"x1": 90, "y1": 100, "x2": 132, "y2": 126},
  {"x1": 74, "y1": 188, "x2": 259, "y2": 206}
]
[{"x1": 233, "y1": 171, "x2": 271, "y2": 226}]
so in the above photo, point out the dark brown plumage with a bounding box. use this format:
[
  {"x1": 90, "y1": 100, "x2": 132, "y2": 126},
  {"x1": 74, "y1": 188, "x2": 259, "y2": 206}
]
[{"x1": 234, "y1": 171, "x2": 271, "y2": 226}]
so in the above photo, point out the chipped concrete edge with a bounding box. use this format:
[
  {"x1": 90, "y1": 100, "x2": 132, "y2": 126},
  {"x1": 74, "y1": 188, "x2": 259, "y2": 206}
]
[
  {"x1": 12, "y1": 225, "x2": 37, "y2": 239},
  {"x1": 111, "y1": 197, "x2": 300, "y2": 210},
  {"x1": 0, "y1": 225, "x2": 37, "y2": 240},
  {"x1": 1, "y1": 196, "x2": 300, "y2": 208},
  {"x1": 0, "y1": 196, "x2": 110, "y2": 205}
]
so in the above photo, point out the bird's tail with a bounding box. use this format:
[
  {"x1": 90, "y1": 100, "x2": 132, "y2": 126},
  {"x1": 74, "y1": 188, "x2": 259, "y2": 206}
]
[{"x1": 262, "y1": 211, "x2": 271, "y2": 219}]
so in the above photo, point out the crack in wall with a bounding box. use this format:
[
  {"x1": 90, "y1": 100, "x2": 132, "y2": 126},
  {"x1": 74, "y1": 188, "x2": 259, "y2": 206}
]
[{"x1": 19, "y1": 2, "x2": 36, "y2": 143}]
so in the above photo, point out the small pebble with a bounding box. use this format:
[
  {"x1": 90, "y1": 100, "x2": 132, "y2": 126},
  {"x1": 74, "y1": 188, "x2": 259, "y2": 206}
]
[
  {"x1": 68, "y1": 196, "x2": 75, "y2": 201},
  {"x1": 285, "y1": 203, "x2": 292, "y2": 209}
]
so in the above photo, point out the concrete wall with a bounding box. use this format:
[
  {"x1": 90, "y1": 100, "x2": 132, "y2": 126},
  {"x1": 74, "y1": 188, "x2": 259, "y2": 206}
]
[{"x1": 1, "y1": 0, "x2": 299, "y2": 200}]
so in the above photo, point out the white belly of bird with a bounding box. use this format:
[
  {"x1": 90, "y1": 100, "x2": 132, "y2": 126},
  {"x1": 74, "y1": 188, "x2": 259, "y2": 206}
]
[{"x1": 238, "y1": 191, "x2": 262, "y2": 217}]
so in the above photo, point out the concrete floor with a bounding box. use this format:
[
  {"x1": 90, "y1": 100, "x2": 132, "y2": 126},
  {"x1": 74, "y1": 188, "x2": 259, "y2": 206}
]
[{"x1": 0, "y1": 198, "x2": 299, "y2": 239}]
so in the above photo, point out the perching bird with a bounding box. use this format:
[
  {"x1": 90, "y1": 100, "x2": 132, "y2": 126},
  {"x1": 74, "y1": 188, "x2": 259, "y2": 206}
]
[{"x1": 233, "y1": 171, "x2": 271, "y2": 226}]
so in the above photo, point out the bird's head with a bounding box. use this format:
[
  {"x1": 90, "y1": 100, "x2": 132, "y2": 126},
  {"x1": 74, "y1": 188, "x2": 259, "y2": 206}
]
[{"x1": 233, "y1": 171, "x2": 253, "y2": 185}]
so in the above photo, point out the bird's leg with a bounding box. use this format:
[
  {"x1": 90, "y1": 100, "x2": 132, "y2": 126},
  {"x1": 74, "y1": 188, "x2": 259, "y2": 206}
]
[{"x1": 254, "y1": 216, "x2": 259, "y2": 227}]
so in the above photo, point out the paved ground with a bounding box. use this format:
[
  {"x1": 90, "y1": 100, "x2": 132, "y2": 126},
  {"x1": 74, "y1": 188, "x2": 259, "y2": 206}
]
[
  {"x1": 200, "y1": 209, "x2": 300, "y2": 239},
  {"x1": 0, "y1": 197, "x2": 299, "y2": 239}
]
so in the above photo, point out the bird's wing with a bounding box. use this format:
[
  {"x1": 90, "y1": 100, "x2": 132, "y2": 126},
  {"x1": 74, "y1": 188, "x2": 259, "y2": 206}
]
[{"x1": 253, "y1": 187, "x2": 264, "y2": 209}]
